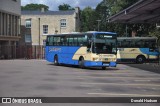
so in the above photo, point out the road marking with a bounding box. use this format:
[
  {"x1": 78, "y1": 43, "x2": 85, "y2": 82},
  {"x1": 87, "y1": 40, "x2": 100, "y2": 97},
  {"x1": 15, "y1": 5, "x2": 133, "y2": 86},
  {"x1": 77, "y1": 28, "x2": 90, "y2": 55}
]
[
  {"x1": 88, "y1": 93, "x2": 160, "y2": 97},
  {"x1": 77, "y1": 76, "x2": 160, "y2": 80},
  {"x1": 82, "y1": 82, "x2": 160, "y2": 87},
  {"x1": 134, "y1": 80, "x2": 151, "y2": 82}
]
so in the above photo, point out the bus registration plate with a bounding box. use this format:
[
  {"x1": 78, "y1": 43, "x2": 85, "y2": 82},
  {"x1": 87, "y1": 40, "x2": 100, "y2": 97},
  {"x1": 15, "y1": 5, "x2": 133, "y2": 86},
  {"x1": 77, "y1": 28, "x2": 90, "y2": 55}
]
[{"x1": 103, "y1": 63, "x2": 109, "y2": 66}]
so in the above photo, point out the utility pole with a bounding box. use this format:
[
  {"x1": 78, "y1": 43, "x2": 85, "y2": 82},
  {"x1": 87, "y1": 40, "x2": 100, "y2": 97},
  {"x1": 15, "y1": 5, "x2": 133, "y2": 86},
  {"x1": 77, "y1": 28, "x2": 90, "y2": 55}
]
[
  {"x1": 38, "y1": 18, "x2": 40, "y2": 59},
  {"x1": 96, "y1": 20, "x2": 101, "y2": 31}
]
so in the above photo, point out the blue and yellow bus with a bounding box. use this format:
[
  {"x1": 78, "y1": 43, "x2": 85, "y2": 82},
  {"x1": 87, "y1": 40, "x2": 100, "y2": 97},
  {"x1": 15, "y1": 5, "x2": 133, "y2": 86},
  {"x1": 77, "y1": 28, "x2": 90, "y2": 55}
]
[
  {"x1": 45, "y1": 31, "x2": 117, "y2": 69},
  {"x1": 117, "y1": 37, "x2": 159, "y2": 63}
]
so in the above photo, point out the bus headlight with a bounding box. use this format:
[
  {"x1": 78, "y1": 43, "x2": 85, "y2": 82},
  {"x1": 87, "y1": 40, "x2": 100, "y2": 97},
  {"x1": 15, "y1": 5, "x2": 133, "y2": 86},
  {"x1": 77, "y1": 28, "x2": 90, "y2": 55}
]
[
  {"x1": 111, "y1": 58, "x2": 116, "y2": 61},
  {"x1": 93, "y1": 58, "x2": 99, "y2": 61}
]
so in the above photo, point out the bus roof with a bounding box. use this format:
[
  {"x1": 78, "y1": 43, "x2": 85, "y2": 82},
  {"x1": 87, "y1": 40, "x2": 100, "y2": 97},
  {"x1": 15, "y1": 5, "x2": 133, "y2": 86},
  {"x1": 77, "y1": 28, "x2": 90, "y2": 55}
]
[
  {"x1": 87, "y1": 31, "x2": 117, "y2": 35},
  {"x1": 117, "y1": 37, "x2": 157, "y2": 40},
  {"x1": 47, "y1": 31, "x2": 117, "y2": 36}
]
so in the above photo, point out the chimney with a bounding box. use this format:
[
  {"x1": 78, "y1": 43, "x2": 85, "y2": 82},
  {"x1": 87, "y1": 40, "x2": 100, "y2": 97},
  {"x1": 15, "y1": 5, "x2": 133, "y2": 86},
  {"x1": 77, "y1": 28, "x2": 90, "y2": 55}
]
[
  {"x1": 75, "y1": 7, "x2": 80, "y2": 13},
  {"x1": 41, "y1": 8, "x2": 45, "y2": 12}
]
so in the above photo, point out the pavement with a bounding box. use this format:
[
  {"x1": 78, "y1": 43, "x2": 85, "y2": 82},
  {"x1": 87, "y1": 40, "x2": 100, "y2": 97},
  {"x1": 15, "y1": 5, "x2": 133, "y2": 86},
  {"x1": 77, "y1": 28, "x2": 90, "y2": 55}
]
[{"x1": 125, "y1": 63, "x2": 160, "y2": 74}]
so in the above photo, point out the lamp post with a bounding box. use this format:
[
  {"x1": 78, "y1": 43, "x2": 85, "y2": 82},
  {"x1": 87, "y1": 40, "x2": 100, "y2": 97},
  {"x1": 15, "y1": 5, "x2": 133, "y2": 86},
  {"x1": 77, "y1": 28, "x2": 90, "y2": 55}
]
[
  {"x1": 96, "y1": 20, "x2": 101, "y2": 31},
  {"x1": 38, "y1": 18, "x2": 40, "y2": 59}
]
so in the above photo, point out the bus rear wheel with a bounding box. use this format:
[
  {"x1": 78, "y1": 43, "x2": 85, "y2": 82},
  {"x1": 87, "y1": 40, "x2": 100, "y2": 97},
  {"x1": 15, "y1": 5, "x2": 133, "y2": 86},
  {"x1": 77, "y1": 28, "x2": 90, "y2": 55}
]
[
  {"x1": 54, "y1": 55, "x2": 59, "y2": 66},
  {"x1": 136, "y1": 55, "x2": 146, "y2": 64},
  {"x1": 102, "y1": 67, "x2": 106, "y2": 70},
  {"x1": 79, "y1": 57, "x2": 85, "y2": 69}
]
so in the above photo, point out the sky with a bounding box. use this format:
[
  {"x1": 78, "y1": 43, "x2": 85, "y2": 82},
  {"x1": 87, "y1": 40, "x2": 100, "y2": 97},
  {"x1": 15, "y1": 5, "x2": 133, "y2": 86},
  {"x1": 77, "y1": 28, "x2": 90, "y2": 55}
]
[{"x1": 21, "y1": 0, "x2": 103, "y2": 11}]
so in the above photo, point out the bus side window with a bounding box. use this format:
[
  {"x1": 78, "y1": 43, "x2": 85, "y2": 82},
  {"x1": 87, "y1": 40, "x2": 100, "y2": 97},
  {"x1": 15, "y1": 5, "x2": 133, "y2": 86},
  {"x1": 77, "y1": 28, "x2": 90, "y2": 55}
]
[
  {"x1": 130, "y1": 41, "x2": 135, "y2": 48},
  {"x1": 121, "y1": 40, "x2": 129, "y2": 48},
  {"x1": 68, "y1": 37, "x2": 73, "y2": 46},
  {"x1": 60, "y1": 36, "x2": 67, "y2": 46},
  {"x1": 83, "y1": 36, "x2": 87, "y2": 46},
  {"x1": 73, "y1": 37, "x2": 78, "y2": 46},
  {"x1": 144, "y1": 41, "x2": 149, "y2": 48},
  {"x1": 54, "y1": 37, "x2": 60, "y2": 46},
  {"x1": 46, "y1": 37, "x2": 49, "y2": 46},
  {"x1": 78, "y1": 37, "x2": 83, "y2": 46},
  {"x1": 135, "y1": 40, "x2": 141, "y2": 48},
  {"x1": 117, "y1": 42, "x2": 121, "y2": 48},
  {"x1": 48, "y1": 36, "x2": 54, "y2": 46}
]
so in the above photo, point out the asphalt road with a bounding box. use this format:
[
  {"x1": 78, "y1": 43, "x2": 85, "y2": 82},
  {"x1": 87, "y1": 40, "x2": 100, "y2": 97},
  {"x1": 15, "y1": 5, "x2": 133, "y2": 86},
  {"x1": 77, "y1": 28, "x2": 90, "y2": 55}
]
[{"x1": 0, "y1": 60, "x2": 160, "y2": 106}]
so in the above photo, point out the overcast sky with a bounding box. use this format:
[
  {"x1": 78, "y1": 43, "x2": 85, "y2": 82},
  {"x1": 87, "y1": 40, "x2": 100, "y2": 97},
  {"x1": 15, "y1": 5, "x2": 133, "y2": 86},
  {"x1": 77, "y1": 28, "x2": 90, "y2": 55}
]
[{"x1": 21, "y1": 0, "x2": 103, "y2": 11}]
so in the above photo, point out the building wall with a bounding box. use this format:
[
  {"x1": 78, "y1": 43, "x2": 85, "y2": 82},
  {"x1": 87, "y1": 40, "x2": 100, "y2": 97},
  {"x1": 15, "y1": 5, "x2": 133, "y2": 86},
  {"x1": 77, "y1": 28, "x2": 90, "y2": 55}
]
[
  {"x1": 21, "y1": 10, "x2": 80, "y2": 46},
  {"x1": 0, "y1": 0, "x2": 21, "y2": 15},
  {"x1": 0, "y1": 0, "x2": 21, "y2": 59}
]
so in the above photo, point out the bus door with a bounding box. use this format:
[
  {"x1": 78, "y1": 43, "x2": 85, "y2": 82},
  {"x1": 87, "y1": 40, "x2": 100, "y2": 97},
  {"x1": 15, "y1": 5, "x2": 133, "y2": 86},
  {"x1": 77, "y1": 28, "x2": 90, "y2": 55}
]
[
  {"x1": 158, "y1": 37, "x2": 160, "y2": 63},
  {"x1": 145, "y1": 39, "x2": 159, "y2": 61}
]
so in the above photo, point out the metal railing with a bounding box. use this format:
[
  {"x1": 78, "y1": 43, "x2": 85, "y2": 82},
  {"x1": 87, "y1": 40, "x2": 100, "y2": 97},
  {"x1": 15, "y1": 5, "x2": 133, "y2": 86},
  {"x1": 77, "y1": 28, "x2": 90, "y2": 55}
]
[{"x1": 0, "y1": 45, "x2": 45, "y2": 59}]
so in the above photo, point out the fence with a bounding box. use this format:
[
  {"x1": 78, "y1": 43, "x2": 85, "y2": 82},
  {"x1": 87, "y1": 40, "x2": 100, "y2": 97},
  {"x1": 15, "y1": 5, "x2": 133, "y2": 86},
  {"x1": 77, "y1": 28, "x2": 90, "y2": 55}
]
[{"x1": 0, "y1": 45, "x2": 45, "y2": 59}]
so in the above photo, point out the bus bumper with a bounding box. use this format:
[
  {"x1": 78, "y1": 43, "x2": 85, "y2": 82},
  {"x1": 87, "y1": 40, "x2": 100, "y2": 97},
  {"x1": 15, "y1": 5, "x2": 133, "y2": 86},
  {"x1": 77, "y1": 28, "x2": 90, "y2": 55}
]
[{"x1": 85, "y1": 61, "x2": 117, "y2": 67}]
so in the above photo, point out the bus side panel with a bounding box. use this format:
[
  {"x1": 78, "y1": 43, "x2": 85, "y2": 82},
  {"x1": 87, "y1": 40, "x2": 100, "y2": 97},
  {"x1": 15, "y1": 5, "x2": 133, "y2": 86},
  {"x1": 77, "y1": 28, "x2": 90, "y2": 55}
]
[
  {"x1": 54, "y1": 46, "x2": 80, "y2": 64},
  {"x1": 64, "y1": 46, "x2": 80, "y2": 65},
  {"x1": 72, "y1": 47, "x2": 88, "y2": 64},
  {"x1": 117, "y1": 48, "x2": 159, "y2": 62},
  {"x1": 45, "y1": 46, "x2": 55, "y2": 62},
  {"x1": 46, "y1": 46, "x2": 65, "y2": 63},
  {"x1": 46, "y1": 46, "x2": 82, "y2": 65},
  {"x1": 139, "y1": 48, "x2": 159, "y2": 60},
  {"x1": 117, "y1": 48, "x2": 143, "y2": 62}
]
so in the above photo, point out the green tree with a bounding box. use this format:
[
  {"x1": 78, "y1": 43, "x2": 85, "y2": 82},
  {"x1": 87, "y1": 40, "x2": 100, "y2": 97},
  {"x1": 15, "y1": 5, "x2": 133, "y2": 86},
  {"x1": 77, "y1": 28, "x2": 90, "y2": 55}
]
[
  {"x1": 81, "y1": 7, "x2": 97, "y2": 32},
  {"x1": 21, "y1": 3, "x2": 49, "y2": 11},
  {"x1": 58, "y1": 3, "x2": 74, "y2": 11},
  {"x1": 94, "y1": 0, "x2": 156, "y2": 37}
]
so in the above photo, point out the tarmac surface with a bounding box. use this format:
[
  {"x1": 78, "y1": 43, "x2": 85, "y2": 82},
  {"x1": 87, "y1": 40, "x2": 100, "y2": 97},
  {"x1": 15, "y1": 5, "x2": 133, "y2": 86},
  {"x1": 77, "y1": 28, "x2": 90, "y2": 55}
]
[
  {"x1": 126, "y1": 63, "x2": 160, "y2": 74},
  {"x1": 0, "y1": 60, "x2": 160, "y2": 106}
]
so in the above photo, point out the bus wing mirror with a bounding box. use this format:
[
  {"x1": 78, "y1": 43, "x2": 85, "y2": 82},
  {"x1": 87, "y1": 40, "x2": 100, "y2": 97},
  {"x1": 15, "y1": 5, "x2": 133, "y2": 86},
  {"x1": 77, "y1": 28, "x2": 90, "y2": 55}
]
[{"x1": 87, "y1": 48, "x2": 91, "y2": 52}]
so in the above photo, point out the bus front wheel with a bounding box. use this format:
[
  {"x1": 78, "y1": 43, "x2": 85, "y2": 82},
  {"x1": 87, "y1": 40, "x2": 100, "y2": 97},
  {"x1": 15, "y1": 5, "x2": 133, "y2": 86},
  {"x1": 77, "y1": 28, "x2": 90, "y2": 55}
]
[
  {"x1": 79, "y1": 57, "x2": 85, "y2": 69},
  {"x1": 136, "y1": 55, "x2": 146, "y2": 64},
  {"x1": 54, "y1": 55, "x2": 59, "y2": 65}
]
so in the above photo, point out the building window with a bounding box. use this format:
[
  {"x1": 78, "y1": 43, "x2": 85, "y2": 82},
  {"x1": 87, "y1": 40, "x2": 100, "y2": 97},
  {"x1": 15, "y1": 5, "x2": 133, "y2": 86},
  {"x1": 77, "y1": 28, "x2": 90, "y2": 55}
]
[
  {"x1": 25, "y1": 19, "x2": 31, "y2": 28},
  {"x1": 43, "y1": 25, "x2": 48, "y2": 34},
  {"x1": 12, "y1": 0, "x2": 17, "y2": 2},
  {"x1": 25, "y1": 34, "x2": 31, "y2": 43},
  {"x1": 60, "y1": 19, "x2": 66, "y2": 27}
]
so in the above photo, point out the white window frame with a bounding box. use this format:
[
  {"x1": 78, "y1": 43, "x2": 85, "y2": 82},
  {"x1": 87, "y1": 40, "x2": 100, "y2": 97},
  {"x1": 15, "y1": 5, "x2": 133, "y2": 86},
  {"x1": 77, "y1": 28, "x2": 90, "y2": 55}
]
[
  {"x1": 43, "y1": 25, "x2": 48, "y2": 34},
  {"x1": 25, "y1": 19, "x2": 31, "y2": 28},
  {"x1": 25, "y1": 34, "x2": 31, "y2": 43},
  {"x1": 60, "y1": 19, "x2": 67, "y2": 28}
]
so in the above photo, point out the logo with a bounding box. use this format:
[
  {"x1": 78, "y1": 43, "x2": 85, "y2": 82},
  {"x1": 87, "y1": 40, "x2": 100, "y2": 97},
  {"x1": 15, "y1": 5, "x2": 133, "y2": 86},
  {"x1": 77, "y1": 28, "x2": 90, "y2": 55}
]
[
  {"x1": 130, "y1": 49, "x2": 136, "y2": 52},
  {"x1": 49, "y1": 47, "x2": 61, "y2": 52},
  {"x1": 2, "y1": 98, "x2": 11, "y2": 103},
  {"x1": 1, "y1": 98, "x2": 42, "y2": 104}
]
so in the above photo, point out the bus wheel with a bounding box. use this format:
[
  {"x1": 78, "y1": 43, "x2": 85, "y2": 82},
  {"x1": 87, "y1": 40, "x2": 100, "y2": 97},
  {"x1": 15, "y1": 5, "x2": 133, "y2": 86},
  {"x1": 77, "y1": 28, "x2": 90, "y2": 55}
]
[
  {"x1": 54, "y1": 55, "x2": 59, "y2": 66},
  {"x1": 102, "y1": 67, "x2": 106, "y2": 70},
  {"x1": 136, "y1": 55, "x2": 145, "y2": 64},
  {"x1": 79, "y1": 57, "x2": 85, "y2": 69}
]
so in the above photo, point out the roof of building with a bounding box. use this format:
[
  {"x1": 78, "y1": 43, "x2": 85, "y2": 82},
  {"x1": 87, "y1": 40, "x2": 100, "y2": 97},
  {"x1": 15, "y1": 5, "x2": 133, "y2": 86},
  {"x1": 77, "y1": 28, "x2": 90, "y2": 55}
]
[
  {"x1": 107, "y1": 0, "x2": 160, "y2": 23},
  {"x1": 21, "y1": 10, "x2": 75, "y2": 15}
]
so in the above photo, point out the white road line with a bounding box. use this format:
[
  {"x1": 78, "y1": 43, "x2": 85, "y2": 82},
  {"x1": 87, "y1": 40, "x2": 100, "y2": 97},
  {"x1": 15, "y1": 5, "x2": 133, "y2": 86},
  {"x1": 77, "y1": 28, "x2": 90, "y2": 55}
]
[
  {"x1": 77, "y1": 76, "x2": 160, "y2": 79},
  {"x1": 82, "y1": 82, "x2": 160, "y2": 87},
  {"x1": 88, "y1": 93, "x2": 160, "y2": 97},
  {"x1": 134, "y1": 80, "x2": 151, "y2": 82}
]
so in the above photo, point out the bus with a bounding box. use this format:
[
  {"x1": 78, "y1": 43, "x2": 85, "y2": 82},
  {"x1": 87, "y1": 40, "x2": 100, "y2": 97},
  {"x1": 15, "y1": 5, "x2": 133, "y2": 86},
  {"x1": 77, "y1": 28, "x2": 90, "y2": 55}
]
[
  {"x1": 117, "y1": 37, "x2": 159, "y2": 63},
  {"x1": 45, "y1": 31, "x2": 117, "y2": 70}
]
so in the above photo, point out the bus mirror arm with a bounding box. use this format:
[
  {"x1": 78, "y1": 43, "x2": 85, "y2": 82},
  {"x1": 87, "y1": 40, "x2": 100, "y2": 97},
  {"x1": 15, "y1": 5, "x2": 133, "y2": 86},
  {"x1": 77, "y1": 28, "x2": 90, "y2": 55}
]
[
  {"x1": 46, "y1": 42, "x2": 49, "y2": 45},
  {"x1": 87, "y1": 48, "x2": 91, "y2": 52}
]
